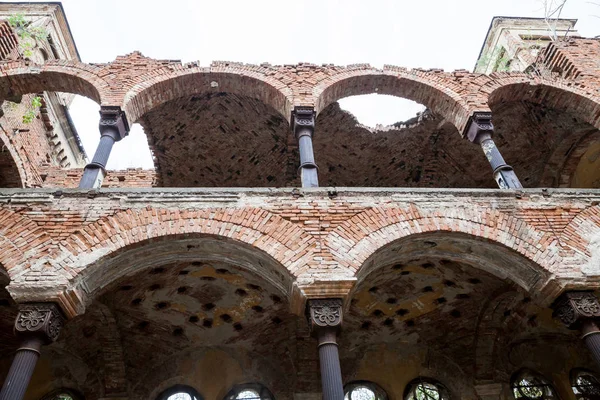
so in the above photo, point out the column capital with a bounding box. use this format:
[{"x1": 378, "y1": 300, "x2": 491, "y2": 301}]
[
  {"x1": 99, "y1": 106, "x2": 130, "y2": 141},
  {"x1": 291, "y1": 106, "x2": 316, "y2": 138},
  {"x1": 306, "y1": 298, "x2": 343, "y2": 334},
  {"x1": 14, "y1": 303, "x2": 64, "y2": 344},
  {"x1": 553, "y1": 291, "x2": 600, "y2": 329},
  {"x1": 464, "y1": 112, "x2": 494, "y2": 143}
]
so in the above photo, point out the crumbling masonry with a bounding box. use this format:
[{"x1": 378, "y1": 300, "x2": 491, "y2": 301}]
[{"x1": 0, "y1": 4, "x2": 599, "y2": 400}]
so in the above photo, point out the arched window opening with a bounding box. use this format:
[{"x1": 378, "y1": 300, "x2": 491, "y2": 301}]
[
  {"x1": 40, "y1": 389, "x2": 83, "y2": 400},
  {"x1": 345, "y1": 381, "x2": 388, "y2": 400},
  {"x1": 70, "y1": 95, "x2": 154, "y2": 170},
  {"x1": 338, "y1": 94, "x2": 426, "y2": 129},
  {"x1": 404, "y1": 378, "x2": 449, "y2": 400},
  {"x1": 511, "y1": 369, "x2": 557, "y2": 400},
  {"x1": 157, "y1": 385, "x2": 201, "y2": 400},
  {"x1": 225, "y1": 383, "x2": 274, "y2": 400},
  {"x1": 571, "y1": 369, "x2": 600, "y2": 400}
]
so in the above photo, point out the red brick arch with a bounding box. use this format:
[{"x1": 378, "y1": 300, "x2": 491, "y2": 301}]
[
  {"x1": 0, "y1": 208, "x2": 53, "y2": 278},
  {"x1": 486, "y1": 76, "x2": 600, "y2": 130},
  {"x1": 325, "y1": 206, "x2": 560, "y2": 294},
  {"x1": 56, "y1": 207, "x2": 316, "y2": 304},
  {"x1": 122, "y1": 64, "x2": 295, "y2": 124},
  {"x1": 313, "y1": 66, "x2": 474, "y2": 132},
  {"x1": 0, "y1": 60, "x2": 107, "y2": 104}
]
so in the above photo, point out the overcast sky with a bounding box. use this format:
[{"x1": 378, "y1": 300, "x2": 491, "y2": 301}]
[{"x1": 48, "y1": 0, "x2": 599, "y2": 169}]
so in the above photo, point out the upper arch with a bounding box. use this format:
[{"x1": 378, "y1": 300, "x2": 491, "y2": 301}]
[
  {"x1": 313, "y1": 67, "x2": 474, "y2": 132},
  {"x1": 122, "y1": 64, "x2": 294, "y2": 124},
  {"x1": 486, "y1": 77, "x2": 600, "y2": 130},
  {"x1": 0, "y1": 60, "x2": 105, "y2": 104}
]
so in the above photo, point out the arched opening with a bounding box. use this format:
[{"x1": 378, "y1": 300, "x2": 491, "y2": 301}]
[
  {"x1": 488, "y1": 83, "x2": 600, "y2": 188},
  {"x1": 137, "y1": 92, "x2": 291, "y2": 187},
  {"x1": 511, "y1": 369, "x2": 558, "y2": 400},
  {"x1": 40, "y1": 388, "x2": 84, "y2": 400},
  {"x1": 0, "y1": 66, "x2": 104, "y2": 188},
  {"x1": 312, "y1": 73, "x2": 493, "y2": 188},
  {"x1": 157, "y1": 385, "x2": 202, "y2": 400},
  {"x1": 60, "y1": 234, "x2": 299, "y2": 399},
  {"x1": 344, "y1": 381, "x2": 388, "y2": 400},
  {"x1": 339, "y1": 233, "x2": 577, "y2": 400},
  {"x1": 69, "y1": 96, "x2": 154, "y2": 175},
  {"x1": 224, "y1": 383, "x2": 274, "y2": 400},
  {"x1": 571, "y1": 369, "x2": 600, "y2": 400},
  {"x1": 404, "y1": 378, "x2": 449, "y2": 400}
]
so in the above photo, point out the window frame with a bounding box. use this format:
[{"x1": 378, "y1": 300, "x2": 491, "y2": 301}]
[
  {"x1": 156, "y1": 385, "x2": 202, "y2": 400},
  {"x1": 224, "y1": 383, "x2": 274, "y2": 400},
  {"x1": 40, "y1": 388, "x2": 84, "y2": 400},
  {"x1": 403, "y1": 377, "x2": 449, "y2": 400},
  {"x1": 511, "y1": 369, "x2": 557, "y2": 400},
  {"x1": 344, "y1": 380, "x2": 388, "y2": 400},
  {"x1": 571, "y1": 368, "x2": 600, "y2": 400}
]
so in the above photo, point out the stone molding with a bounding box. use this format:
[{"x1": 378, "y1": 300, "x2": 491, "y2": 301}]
[
  {"x1": 99, "y1": 106, "x2": 130, "y2": 141},
  {"x1": 15, "y1": 303, "x2": 64, "y2": 343},
  {"x1": 553, "y1": 291, "x2": 600, "y2": 328},
  {"x1": 307, "y1": 298, "x2": 343, "y2": 332},
  {"x1": 292, "y1": 106, "x2": 316, "y2": 139}
]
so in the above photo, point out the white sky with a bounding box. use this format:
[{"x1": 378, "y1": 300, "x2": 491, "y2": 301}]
[{"x1": 50, "y1": 0, "x2": 599, "y2": 169}]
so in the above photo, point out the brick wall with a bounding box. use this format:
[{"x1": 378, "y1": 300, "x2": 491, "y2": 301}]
[{"x1": 0, "y1": 187, "x2": 597, "y2": 317}]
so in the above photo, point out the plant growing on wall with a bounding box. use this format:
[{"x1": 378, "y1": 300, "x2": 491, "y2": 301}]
[
  {"x1": 22, "y1": 95, "x2": 42, "y2": 124},
  {"x1": 3, "y1": 14, "x2": 45, "y2": 124},
  {"x1": 476, "y1": 46, "x2": 513, "y2": 73},
  {"x1": 7, "y1": 13, "x2": 47, "y2": 58}
]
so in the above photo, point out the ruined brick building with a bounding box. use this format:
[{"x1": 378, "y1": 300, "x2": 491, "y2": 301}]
[{"x1": 0, "y1": 3, "x2": 599, "y2": 400}]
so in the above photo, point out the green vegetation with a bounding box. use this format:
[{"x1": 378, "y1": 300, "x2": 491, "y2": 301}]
[{"x1": 7, "y1": 13, "x2": 47, "y2": 58}]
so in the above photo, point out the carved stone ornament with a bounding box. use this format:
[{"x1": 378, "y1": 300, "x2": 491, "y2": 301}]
[
  {"x1": 292, "y1": 106, "x2": 316, "y2": 137},
  {"x1": 99, "y1": 106, "x2": 130, "y2": 141},
  {"x1": 553, "y1": 291, "x2": 600, "y2": 328},
  {"x1": 14, "y1": 303, "x2": 64, "y2": 343},
  {"x1": 465, "y1": 112, "x2": 494, "y2": 143},
  {"x1": 307, "y1": 298, "x2": 343, "y2": 331}
]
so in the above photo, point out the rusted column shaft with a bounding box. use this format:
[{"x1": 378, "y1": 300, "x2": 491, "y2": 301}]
[
  {"x1": 317, "y1": 329, "x2": 344, "y2": 400},
  {"x1": 307, "y1": 299, "x2": 344, "y2": 400},
  {"x1": 79, "y1": 106, "x2": 130, "y2": 189},
  {"x1": 292, "y1": 107, "x2": 319, "y2": 188},
  {"x1": 0, "y1": 303, "x2": 64, "y2": 400},
  {"x1": 465, "y1": 112, "x2": 522, "y2": 189},
  {"x1": 582, "y1": 320, "x2": 600, "y2": 369},
  {"x1": 0, "y1": 337, "x2": 43, "y2": 400}
]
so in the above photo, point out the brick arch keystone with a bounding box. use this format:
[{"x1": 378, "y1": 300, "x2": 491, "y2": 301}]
[
  {"x1": 0, "y1": 60, "x2": 108, "y2": 104},
  {"x1": 55, "y1": 207, "x2": 316, "y2": 308},
  {"x1": 312, "y1": 66, "x2": 474, "y2": 133},
  {"x1": 485, "y1": 75, "x2": 600, "y2": 130},
  {"x1": 325, "y1": 206, "x2": 560, "y2": 292},
  {"x1": 122, "y1": 62, "x2": 295, "y2": 124}
]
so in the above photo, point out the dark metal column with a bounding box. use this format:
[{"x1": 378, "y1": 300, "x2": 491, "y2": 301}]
[
  {"x1": 79, "y1": 106, "x2": 130, "y2": 189},
  {"x1": 553, "y1": 291, "x2": 600, "y2": 369},
  {"x1": 292, "y1": 107, "x2": 319, "y2": 188},
  {"x1": 464, "y1": 112, "x2": 522, "y2": 189},
  {"x1": 307, "y1": 299, "x2": 344, "y2": 400},
  {"x1": 0, "y1": 303, "x2": 64, "y2": 400}
]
